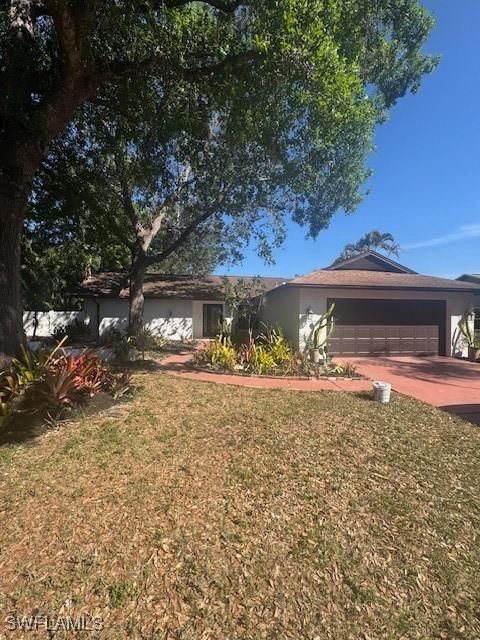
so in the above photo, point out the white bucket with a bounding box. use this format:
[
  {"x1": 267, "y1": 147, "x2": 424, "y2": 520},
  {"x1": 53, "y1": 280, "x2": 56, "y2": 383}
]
[{"x1": 372, "y1": 381, "x2": 391, "y2": 404}]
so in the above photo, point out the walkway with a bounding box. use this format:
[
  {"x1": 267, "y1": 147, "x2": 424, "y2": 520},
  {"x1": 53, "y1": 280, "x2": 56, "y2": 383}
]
[{"x1": 160, "y1": 350, "x2": 372, "y2": 392}]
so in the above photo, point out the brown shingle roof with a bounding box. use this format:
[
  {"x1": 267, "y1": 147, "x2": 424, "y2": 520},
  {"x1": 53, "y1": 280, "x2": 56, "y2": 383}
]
[
  {"x1": 457, "y1": 273, "x2": 480, "y2": 285},
  {"x1": 76, "y1": 273, "x2": 289, "y2": 300},
  {"x1": 287, "y1": 269, "x2": 480, "y2": 292}
]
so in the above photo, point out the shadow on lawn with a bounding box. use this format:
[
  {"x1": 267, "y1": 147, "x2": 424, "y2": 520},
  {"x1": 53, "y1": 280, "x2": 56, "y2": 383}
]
[
  {"x1": 442, "y1": 403, "x2": 480, "y2": 427},
  {"x1": 0, "y1": 391, "x2": 132, "y2": 448}
]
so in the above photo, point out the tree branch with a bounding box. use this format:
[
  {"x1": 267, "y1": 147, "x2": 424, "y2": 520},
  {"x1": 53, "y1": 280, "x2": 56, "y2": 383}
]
[
  {"x1": 94, "y1": 49, "x2": 261, "y2": 86},
  {"x1": 145, "y1": 166, "x2": 193, "y2": 240},
  {"x1": 144, "y1": 208, "x2": 217, "y2": 267},
  {"x1": 102, "y1": 208, "x2": 135, "y2": 251},
  {"x1": 114, "y1": 159, "x2": 140, "y2": 231}
]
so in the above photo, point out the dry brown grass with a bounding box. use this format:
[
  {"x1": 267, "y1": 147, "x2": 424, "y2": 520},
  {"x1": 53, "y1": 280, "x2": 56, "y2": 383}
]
[{"x1": 1, "y1": 371, "x2": 479, "y2": 639}]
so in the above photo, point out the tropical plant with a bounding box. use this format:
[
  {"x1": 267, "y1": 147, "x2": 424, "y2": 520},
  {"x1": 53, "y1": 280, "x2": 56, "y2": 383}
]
[
  {"x1": 107, "y1": 333, "x2": 134, "y2": 364},
  {"x1": 328, "y1": 361, "x2": 359, "y2": 378},
  {"x1": 51, "y1": 320, "x2": 92, "y2": 344},
  {"x1": 131, "y1": 327, "x2": 166, "y2": 359},
  {"x1": 257, "y1": 325, "x2": 293, "y2": 366},
  {"x1": 308, "y1": 304, "x2": 336, "y2": 362},
  {"x1": 454, "y1": 311, "x2": 478, "y2": 347},
  {"x1": 27, "y1": 367, "x2": 82, "y2": 413},
  {"x1": 223, "y1": 278, "x2": 267, "y2": 338},
  {"x1": 106, "y1": 372, "x2": 133, "y2": 400},
  {"x1": 244, "y1": 344, "x2": 277, "y2": 376},
  {"x1": 0, "y1": 343, "x2": 133, "y2": 428},
  {"x1": 336, "y1": 231, "x2": 401, "y2": 263},
  {"x1": 196, "y1": 336, "x2": 238, "y2": 372}
]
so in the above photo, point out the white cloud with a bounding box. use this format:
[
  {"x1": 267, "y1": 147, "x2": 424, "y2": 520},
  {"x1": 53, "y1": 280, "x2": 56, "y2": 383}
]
[{"x1": 403, "y1": 223, "x2": 480, "y2": 250}]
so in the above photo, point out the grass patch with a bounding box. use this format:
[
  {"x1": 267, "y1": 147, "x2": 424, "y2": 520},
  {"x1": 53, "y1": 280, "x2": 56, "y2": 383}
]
[{"x1": 0, "y1": 373, "x2": 479, "y2": 638}]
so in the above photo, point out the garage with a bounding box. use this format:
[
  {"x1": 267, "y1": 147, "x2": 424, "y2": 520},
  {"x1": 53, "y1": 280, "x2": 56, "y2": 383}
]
[{"x1": 328, "y1": 298, "x2": 446, "y2": 356}]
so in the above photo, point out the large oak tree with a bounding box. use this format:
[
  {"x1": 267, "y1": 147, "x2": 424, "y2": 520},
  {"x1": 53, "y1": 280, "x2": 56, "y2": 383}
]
[{"x1": 0, "y1": 0, "x2": 437, "y2": 360}]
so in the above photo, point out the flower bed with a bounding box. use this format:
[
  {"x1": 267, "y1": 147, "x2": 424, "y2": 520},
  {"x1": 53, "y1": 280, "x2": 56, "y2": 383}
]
[
  {"x1": 0, "y1": 341, "x2": 132, "y2": 430},
  {"x1": 193, "y1": 330, "x2": 361, "y2": 379}
]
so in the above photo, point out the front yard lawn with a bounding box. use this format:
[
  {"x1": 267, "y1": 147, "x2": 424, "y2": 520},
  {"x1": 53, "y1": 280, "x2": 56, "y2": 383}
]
[{"x1": 1, "y1": 373, "x2": 479, "y2": 639}]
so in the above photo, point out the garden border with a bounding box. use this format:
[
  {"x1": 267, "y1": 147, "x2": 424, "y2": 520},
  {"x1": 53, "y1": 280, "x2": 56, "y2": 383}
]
[{"x1": 160, "y1": 349, "x2": 373, "y2": 392}]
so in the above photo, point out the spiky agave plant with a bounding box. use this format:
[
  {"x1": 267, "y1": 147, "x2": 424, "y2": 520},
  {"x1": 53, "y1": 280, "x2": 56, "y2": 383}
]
[{"x1": 311, "y1": 303, "x2": 336, "y2": 358}]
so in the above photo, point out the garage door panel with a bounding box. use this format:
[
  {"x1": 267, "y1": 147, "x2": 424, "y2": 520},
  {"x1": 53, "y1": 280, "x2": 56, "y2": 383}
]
[
  {"x1": 414, "y1": 326, "x2": 430, "y2": 338},
  {"x1": 331, "y1": 325, "x2": 439, "y2": 356},
  {"x1": 414, "y1": 340, "x2": 430, "y2": 353},
  {"x1": 356, "y1": 327, "x2": 372, "y2": 339},
  {"x1": 387, "y1": 340, "x2": 402, "y2": 353},
  {"x1": 386, "y1": 327, "x2": 401, "y2": 339},
  {"x1": 328, "y1": 298, "x2": 445, "y2": 356},
  {"x1": 371, "y1": 343, "x2": 388, "y2": 355}
]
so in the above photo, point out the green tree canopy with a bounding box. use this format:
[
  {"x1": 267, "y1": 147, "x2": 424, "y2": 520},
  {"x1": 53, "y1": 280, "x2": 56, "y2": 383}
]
[{"x1": 0, "y1": 0, "x2": 438, "y2": 358}]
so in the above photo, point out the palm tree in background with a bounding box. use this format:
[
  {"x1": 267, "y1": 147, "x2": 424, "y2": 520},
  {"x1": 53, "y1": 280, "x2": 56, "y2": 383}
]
[{"x1": 336, "y1": 230, "x2": 401, "y2": 263}]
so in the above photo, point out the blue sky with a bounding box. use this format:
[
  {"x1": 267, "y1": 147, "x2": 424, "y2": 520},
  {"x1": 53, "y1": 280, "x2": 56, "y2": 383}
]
[{"x1": 219, "y1": 0, "x2": 480, "y2": 280}]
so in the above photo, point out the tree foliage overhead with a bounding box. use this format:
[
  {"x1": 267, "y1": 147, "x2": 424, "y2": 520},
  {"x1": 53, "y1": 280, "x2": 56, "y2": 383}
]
[
  {"x1": 0, "y1": 0, "x2": 438, "y2": 356},
  {"x1": 335, "y1": 230, "x2": 401, "y2": 263}
]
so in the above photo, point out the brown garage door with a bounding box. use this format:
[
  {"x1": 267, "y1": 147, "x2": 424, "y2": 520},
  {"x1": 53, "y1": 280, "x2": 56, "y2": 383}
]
[
  {"x1": 328, "y1": 298, "x2": 446, "y2": 356},
  {"x1": 330, "y1": 325, "x2": 439, "y2": 356}
]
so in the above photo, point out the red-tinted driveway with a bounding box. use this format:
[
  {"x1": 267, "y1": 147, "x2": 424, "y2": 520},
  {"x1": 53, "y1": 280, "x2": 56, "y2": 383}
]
[{"x1": 347, "y1": 356, "x2": 480, "y2": 424}]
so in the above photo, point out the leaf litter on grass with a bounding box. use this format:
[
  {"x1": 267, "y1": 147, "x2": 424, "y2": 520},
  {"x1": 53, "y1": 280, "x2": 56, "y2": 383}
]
[{"x1": 0, "y1": 373, "x2": 479, "y2": 639}]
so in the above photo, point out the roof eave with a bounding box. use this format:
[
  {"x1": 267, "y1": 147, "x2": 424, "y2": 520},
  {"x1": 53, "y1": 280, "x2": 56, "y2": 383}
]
[
  {"x1": 283, "y1": 282, "x2": 480, "y2": 294},
  {"x1": 325, "y1": 250, "x2": 417, "y2": 274}
]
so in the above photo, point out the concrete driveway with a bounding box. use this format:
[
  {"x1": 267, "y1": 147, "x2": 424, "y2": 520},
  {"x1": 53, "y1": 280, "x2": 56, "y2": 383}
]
[{"x1": 346, "y1": 355, "x2": 480, "y2": 425}]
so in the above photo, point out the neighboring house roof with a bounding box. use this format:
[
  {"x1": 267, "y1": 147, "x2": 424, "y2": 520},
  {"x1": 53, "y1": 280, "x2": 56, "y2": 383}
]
[
  {"x1": 457, "y1": 273, "x2": 480, "y2": 285},
  {"x1": 325, "y1": 250, "x2": 416, "y2": 274},
  {"x1": 76, "y1": 272, "x2": 289, "y2": 300}
]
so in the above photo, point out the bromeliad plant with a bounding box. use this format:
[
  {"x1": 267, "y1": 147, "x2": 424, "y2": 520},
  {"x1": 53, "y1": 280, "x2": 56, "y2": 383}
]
[
  {"x1": 196, "y1": 335, "x2": 238, "y2": 372},
  {"x1": 0, "y1": 344, "x2": 133, "y2": 428}
]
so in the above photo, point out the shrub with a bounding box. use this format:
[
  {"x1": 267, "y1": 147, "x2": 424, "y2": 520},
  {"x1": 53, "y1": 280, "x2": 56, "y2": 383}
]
[
  {"x1": 0, "y1": 345, "x2": 133, "y2": 428},
  {"x1": 195, "y1": 336, "x2": 238, "y2": 371},
  {"x1": 52, "y1": 319, "x2": 92, "y2": 343},
  {"x1": 196, "y1": 326, "x2": 298, "y2": 376},
  {"x1": 131, "y1": 327, "x2": 166, "y2": 359},
  {"x1": 193, "y1": 325, "x2": 359, "y2": 379},
  {"x1": 245, "y1": 344, "x2": 277, "y2": 375},
  {"x1": 328, "y1": 361, "x2": 358, "y2": 378},
  {"x1": 258, "y1": 325, "x2": 293, "y2": 366},
  {"x1": 102, "y1": 326, "x2": 167, "y2": 362}
]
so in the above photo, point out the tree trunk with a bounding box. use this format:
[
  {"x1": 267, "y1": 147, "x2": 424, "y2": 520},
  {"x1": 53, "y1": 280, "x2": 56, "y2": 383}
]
[
  {"x1": 0, "y1": 188, "x2": 29, "y2": 364},
  {"x1": 129, "y1": 246, "x2": 147, "y2": 333}
]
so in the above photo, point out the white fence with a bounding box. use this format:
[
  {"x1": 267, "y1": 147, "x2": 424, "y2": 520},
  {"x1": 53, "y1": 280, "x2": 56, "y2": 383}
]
[{"x1": 23, "y1": 310, "x2": 86, "y2": 338}]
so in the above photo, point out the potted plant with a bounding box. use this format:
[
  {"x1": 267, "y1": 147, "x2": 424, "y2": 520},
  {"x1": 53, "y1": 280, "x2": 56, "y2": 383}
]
[
  {"x1": 453, "y1": 311, "x2": 480, "y2": 362},
  {"x1": 309, "y1": 303, "x2": 336, "y2": 364}
]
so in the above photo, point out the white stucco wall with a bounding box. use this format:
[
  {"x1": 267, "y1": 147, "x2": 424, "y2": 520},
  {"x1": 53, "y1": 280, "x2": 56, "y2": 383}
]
[
  {"x1": 260, "y1": 286, "x2": 301, "y2": 348},
  {"x1": 91, "y1": 298, "x2": 194, "y2": 340},
  {"x1": 296, "y1": 287, "x2": 478, "y2": 357},
  {"x1": 23, "y1": 310, "x2": 87, "y2": 337},
  {"x1": 84, "y1": 298, "x2": 234, "y2": 340},
  {"x1": 144, "y1": 299, "x2": 194, "y2": 340}
]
